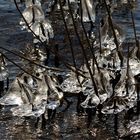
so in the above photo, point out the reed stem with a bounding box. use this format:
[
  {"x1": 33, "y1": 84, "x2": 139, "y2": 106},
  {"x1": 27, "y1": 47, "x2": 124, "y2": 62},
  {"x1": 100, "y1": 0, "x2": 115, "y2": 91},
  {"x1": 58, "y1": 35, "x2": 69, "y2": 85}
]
[{"x1": 67, "y1": 0, "x2": 99, "y2": 96}]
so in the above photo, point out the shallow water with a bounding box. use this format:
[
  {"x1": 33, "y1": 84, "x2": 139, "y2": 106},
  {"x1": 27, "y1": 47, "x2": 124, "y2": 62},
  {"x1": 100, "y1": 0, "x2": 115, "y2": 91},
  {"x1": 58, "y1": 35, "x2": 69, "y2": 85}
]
[
  {"x1": 113, "y1": 0, "x2": 140, "y2": 40},
  {"x1": 0, "y1": 0, "x2": 140, "y2": 139}
]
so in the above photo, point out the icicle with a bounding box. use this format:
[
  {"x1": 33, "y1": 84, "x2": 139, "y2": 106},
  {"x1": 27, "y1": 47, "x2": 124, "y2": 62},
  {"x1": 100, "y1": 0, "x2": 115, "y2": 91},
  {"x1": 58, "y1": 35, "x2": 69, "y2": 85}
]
[
  {"x1": 81, "y1": 0, "x2": 96, "y2": 22},
  {"x1": 20, "y1": 5, "x2": 45, "y2": 29},
  {"x1": 32, "y1": 20, "x2": 54, "y2": 43}
]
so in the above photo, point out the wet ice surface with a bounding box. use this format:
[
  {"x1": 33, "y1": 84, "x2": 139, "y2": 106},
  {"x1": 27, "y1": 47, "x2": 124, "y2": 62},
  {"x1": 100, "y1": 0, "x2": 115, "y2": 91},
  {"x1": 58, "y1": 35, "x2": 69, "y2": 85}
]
[{"x1": 0, "y1": 0, "x2": 140, "y2": 140}]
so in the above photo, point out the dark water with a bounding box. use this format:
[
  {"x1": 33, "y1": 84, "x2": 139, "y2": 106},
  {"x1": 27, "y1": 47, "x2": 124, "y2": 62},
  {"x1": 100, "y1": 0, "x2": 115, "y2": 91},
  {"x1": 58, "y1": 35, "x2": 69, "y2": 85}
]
[
  {"x1": 113, "y1": 0, "x2": 140, "y2": 40},
  {"x1": 0, "y1": 0, "x2": 140, "y2": 139}
]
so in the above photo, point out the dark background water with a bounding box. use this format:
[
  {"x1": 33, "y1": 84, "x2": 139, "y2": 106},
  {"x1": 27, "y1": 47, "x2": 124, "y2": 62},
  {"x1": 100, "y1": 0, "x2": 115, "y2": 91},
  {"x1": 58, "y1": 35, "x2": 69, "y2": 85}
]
[{"x1": 0, "y1": 0, "x2": 140, "y2": 139}]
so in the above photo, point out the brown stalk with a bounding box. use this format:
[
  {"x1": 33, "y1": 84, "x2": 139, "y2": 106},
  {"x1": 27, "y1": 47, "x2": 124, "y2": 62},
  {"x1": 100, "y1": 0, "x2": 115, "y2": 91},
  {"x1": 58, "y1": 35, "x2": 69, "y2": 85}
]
[
  {"x1": 13, "y1": 0, "x2": 87, "y2": 78},
  {"x1": 1, "y1": 52, "x2": 41, "y2": 80},
  {"x1": 58, "y1": 0, "x2": 82, "y2": 86},
  {"x1": 79, "y1": 0, "x2": 100, "y2": 73},
  {"x1": 103, "y1": 0, "x2": 124, "y2": 67},
  {"x1": 67, "y1": 0, "x2": 99, "y2": 96}
]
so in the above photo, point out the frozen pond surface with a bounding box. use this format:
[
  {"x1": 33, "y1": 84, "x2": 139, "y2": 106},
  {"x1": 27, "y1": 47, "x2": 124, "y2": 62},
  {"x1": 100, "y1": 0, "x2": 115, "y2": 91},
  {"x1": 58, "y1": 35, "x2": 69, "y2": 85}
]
[{"x1": 0, "y1": 0, "x2": 140, "y2": 139}]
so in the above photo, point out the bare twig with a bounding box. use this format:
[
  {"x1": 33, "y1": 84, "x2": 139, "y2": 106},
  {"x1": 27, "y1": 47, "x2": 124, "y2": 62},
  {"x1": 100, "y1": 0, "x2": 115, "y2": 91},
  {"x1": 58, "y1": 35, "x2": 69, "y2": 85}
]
[
  {"x1": 13, "y1": 0, "x2": 87, "y2": 78},
  {"x1": 103, "y1": 0, "x2": 124, "y2": 66},
  {"x1": 0, "y1": 46, "x2": 63, "y2": 72},
  {"x1": 1, "y1": 52, "x2": 41, "y2": 80},
  {"x1": 79, "y1": 0, "x2": 100, "y2": 73},
  {"x1": 129, "y1": 1, "x2": 140, "y2": 59},
  {"x1": 58, "y1": 0, "x2": 82, "y2": 86},
  {"x1": 67, "y1": 0, "x2": 99, "y2": 96}
]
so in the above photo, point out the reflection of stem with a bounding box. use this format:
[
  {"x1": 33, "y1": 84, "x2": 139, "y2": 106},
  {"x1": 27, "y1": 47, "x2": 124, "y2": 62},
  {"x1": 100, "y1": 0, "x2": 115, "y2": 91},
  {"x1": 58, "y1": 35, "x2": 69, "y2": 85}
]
[
  {"x1": 114, "y1": 99, "x2": 118, "y2": 136},
  {"x1": 114, "y1": 113, "x2": 118, "y2": 136},
  {"x1": 86, "y1": 108, "x2": 96, "y2": 128},
  {"x1": 54, "y1": 44, "x2": 59, "y2": 67}
]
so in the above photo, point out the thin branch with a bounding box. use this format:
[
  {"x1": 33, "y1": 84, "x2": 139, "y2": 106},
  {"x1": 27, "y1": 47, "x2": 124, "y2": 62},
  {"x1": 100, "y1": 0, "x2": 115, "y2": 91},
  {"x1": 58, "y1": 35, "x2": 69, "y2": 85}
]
[
  {"x1": 0, "y1": 46, "x2": 62, "y2": 72},
  {"x1": 1, "y1": 52, "x2": 41, "y2": 80},
  {"x1": 129, "y1": 1, "x2": 140, "y2": 59},
  {"x1": 67, "y1": 0, "x2": 99, "y2": 96},
  {"x1": 103, "y1": 0, "x2": 124, "y2": 66},
  {"x1": 58, "y1": 0, "x2": 82, "y2": 86},
  {"x1": 14, "y1": 0, "x2": 43, "y2": 44},
  {"x1": 119, "y1": 131, "x2": 140, "y2": 139},
  {"x1": 13, "y1": 0, "x2": 87, "y2": 78},
  {"x1": 79, "y1": 0, "x2": 100, "y2": 73},
  {"x1": 126, "y1": 45, "x2": 130, "y2": 95}
]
